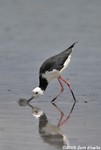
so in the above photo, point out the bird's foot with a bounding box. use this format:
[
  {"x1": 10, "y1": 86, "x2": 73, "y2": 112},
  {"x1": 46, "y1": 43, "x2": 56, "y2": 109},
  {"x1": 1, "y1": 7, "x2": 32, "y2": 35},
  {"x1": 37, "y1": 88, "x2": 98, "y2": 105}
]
[{"x1": 51, "y1": 97, "x2": 57, "y2": 103}]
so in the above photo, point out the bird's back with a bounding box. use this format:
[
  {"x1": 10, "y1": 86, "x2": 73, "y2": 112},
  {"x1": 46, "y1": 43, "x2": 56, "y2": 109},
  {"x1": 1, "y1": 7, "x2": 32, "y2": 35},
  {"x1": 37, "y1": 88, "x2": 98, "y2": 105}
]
[{"x1": 39, "y1": 42, "x2": 77, "y2": 74}]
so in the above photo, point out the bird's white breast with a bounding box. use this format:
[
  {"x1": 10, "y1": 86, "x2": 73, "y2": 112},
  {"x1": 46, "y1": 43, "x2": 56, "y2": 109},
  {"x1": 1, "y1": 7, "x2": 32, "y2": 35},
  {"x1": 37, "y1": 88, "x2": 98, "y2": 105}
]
[{"x1": 42, "y1": 69, "x2": 60, "y2": 82}]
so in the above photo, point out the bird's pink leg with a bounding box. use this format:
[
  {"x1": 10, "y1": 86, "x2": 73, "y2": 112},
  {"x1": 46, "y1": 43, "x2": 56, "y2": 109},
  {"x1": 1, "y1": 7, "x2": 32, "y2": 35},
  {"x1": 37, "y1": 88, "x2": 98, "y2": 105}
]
[
  {"x1": 59, "y1": 76, "x2": 76, "y2": 102},
  {"x1": 52, "y1": 103, "x2": 64, "y2": 127},
  {"x1": 51, "y1": 77, "x2": 64, "y2": 103},
  {"x1": 58, "y1": 100, "x2": 76, "y2": 127}
]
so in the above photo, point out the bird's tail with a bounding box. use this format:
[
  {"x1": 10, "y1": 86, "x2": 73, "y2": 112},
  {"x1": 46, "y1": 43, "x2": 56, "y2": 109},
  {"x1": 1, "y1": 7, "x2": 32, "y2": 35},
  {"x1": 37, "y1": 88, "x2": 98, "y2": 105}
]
[
  {"x1": 62, "y1": 41, "x2": 78, "y2": 55},
  {"x1": 57, "y1": 41, "x2": 78, "y2": 57},
  {"x1": 67, "y1": 41, "x2": 78, "y2": 50}
]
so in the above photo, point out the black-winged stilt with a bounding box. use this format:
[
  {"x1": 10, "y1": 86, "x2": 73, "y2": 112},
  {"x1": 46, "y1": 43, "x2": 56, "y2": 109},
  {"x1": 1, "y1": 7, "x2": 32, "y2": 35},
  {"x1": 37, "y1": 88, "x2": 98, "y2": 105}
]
[{"x1": 28, "y1": 42, "x2": 77, "y2": 103}]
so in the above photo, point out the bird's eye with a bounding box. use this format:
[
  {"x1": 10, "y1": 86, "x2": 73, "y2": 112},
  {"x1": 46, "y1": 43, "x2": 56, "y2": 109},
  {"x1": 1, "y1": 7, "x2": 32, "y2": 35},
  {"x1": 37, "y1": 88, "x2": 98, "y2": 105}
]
[
  {"x1": 35, "y1": 111, "x2": 38, "y2": 114},
  {"x1": 35, "y1": 92, "x2": 38, "y2": 94}
]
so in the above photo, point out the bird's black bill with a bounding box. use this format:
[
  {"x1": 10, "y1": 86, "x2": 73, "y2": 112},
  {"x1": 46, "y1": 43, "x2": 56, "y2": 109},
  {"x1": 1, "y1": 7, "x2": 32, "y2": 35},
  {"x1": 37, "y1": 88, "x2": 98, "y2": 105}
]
[
  {"x1": 18, "y1": 96, "x2": 35, "y2": 106},
  {"x1": 27, "y1": 96, "x2": 35, "y2": 102}
]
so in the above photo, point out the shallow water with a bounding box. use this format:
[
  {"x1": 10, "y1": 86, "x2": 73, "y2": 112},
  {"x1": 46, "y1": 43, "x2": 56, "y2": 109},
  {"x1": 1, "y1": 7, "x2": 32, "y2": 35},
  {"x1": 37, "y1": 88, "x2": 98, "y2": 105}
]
[{"x1": 0, "y1": 0, "x2": 101, "y2": 150}]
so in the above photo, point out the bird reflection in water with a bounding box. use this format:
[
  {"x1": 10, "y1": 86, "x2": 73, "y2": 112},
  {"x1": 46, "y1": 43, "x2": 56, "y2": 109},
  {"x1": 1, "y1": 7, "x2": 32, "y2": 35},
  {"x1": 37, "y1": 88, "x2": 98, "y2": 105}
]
[{"x1": 18, "y1": 99, "x2": 76, "y2": 148}]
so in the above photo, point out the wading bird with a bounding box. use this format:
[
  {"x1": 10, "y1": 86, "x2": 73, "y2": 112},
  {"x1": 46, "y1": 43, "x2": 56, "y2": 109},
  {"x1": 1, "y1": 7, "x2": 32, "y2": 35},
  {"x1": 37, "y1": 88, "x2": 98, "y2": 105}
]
[{"x1": 28, "y1": 42, "x2": 77, "y2": 103}]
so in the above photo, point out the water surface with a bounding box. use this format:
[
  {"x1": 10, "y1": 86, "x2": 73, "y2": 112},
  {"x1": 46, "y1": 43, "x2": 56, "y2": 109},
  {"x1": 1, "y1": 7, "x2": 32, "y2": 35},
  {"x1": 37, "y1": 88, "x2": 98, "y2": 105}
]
[{"x1": 0, "y1": 0, "x2": 101, "y2": 150}]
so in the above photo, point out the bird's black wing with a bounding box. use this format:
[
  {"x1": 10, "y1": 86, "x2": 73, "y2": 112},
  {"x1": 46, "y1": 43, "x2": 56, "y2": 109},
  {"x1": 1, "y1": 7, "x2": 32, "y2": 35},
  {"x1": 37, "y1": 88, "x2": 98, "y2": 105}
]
[
  {"x1": 39, "y1": 42, "x2": 77, "y2": 74},
  {"x1": 39, "y1": 56, "x2": 63, "y2": 74}
]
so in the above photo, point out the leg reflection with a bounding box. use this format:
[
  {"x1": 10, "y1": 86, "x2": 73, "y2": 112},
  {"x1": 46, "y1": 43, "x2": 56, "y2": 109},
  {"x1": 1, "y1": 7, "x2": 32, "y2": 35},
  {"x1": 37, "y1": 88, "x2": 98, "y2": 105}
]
[{"x1": 52, "y1": 101, "x2": 76, "y2": 127}]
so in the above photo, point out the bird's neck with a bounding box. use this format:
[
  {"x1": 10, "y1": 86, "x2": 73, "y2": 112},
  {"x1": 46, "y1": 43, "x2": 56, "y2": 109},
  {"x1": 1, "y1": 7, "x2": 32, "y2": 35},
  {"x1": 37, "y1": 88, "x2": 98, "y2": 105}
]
[{"x1": 39, "y1": 75, "x2": 48, "y2": 91}]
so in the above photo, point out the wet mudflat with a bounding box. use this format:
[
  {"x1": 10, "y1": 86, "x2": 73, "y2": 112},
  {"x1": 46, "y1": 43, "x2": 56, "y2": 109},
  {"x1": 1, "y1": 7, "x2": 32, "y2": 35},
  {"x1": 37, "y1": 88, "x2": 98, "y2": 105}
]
[{"x1": 0, "y1": 0, "x2": 101, "y2": 150}]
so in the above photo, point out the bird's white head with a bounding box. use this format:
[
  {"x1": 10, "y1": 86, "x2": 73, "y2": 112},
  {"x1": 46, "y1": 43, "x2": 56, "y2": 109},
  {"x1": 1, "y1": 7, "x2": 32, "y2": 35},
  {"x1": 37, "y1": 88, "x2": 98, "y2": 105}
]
[{"x1": 32, "y1": 87, "x2": 44, "y2": 98}]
